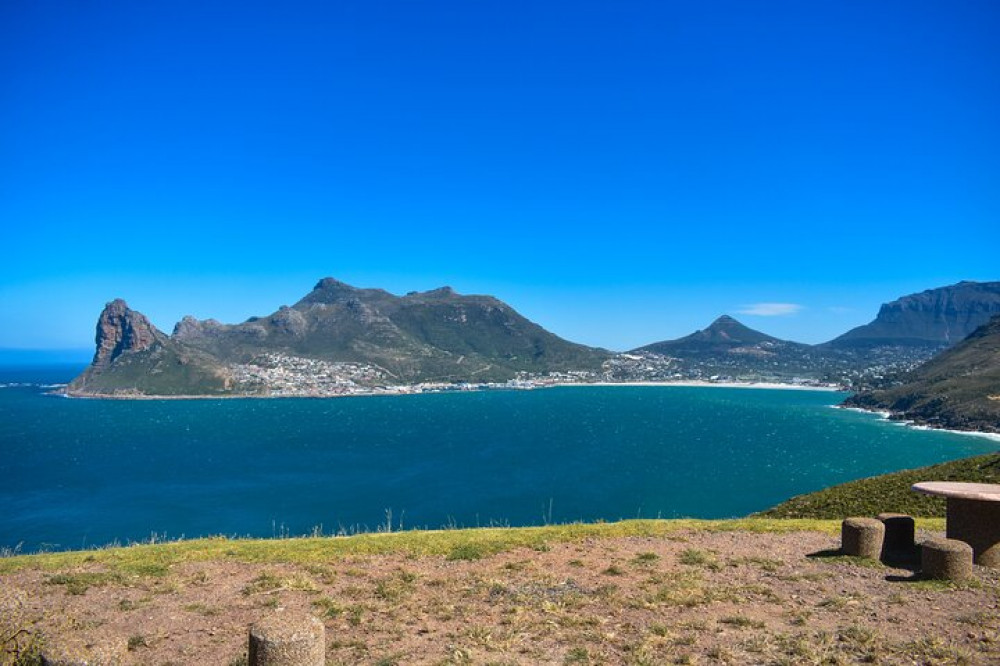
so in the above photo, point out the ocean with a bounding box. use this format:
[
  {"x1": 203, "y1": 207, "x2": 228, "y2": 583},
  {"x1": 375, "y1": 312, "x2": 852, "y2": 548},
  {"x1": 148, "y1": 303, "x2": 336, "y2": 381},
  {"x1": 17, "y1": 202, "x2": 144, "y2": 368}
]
[{"x1": 1, "y1": 364, "x2": 997, "y2": 553}]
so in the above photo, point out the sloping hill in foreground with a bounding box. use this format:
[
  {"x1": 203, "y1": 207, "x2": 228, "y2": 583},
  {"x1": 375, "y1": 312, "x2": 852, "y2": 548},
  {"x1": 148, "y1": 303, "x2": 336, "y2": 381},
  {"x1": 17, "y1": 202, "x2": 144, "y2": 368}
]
[
  {"x1": 8, "y1": 517, "x2": 996, "y2": 666},
  {"x1": 759, "y1": 452, "x2": 1000, "y2": 518},
  {"x1": 844, "y1": 315, "x2": 1000, "y2": 433}
]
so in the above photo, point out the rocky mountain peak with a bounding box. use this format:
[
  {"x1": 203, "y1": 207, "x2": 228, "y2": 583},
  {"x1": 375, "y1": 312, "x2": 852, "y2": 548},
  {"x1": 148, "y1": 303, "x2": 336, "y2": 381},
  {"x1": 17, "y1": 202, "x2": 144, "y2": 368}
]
[
  {"x1": 294, "y1": 277, "x2": 365, "y2": 307},
  {"x1": 709, "y1": 315, "x2": 739, "y2": 327},
  {"x1": 313, "y1": 277, "x2": 354, "y2": 292},
  {"x1": 92, "y1": 299, "x2": 162, "y2": 367}
]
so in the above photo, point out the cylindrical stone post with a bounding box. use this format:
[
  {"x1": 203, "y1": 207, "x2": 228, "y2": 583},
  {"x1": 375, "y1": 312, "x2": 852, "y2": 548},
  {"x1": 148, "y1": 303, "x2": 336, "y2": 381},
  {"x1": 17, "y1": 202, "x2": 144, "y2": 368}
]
[
  {"x1": 841, "y1": 517, "x2": 885, "y2": 559},
  {"x1": 921, "y1": 537, "x2": 974, "y2": 581},
  {"x1": 878, "y1": 512, "x2": 916, "y2": 560},
  {"x1": 947, "y1": 497, "x2": 1000, "y2": 568},
  {"x1": 40, "y1": 632, "x2": 126, "y2": 666},
  {"x1": 249, "y1": 613, "x2": 325, "y2": 666}
]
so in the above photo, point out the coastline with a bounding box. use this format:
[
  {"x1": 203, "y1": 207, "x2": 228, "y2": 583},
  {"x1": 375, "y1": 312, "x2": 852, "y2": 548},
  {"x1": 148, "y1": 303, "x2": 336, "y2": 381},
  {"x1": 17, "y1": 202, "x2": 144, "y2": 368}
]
[
  {"x1": 838, "y1": 405, "x2": 1000, "y2": 442},
  {"x1": 59, "y1": 379, "x2": 844, "y2": 402},
  {"x1": 60, "y1": 382, "x2": 1000, "y2": 441}
]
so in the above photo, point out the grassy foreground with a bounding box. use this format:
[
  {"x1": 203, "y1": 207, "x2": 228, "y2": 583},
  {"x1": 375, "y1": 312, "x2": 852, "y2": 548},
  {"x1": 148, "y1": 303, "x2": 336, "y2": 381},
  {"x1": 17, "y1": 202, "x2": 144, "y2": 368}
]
[
  {"x1": 0, "y1": 517, "x2": 947, "y2": 577},
  {"x1": 760, "y1": 452, "x2": 1000, "y2": 519}
]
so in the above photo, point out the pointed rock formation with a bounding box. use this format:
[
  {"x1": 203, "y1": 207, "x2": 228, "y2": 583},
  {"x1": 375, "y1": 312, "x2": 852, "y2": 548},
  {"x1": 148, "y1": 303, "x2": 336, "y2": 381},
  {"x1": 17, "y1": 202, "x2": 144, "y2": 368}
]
[{"x1": 92, "y1": 299, "x2": 164, "y2": 367}]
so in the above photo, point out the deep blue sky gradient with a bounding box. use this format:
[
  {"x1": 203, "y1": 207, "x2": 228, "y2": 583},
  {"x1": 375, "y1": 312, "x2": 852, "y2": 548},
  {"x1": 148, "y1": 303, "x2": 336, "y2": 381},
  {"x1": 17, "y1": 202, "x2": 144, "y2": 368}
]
[{"x1": 2, "y1": 1, "x2": 998, "y2": 351}]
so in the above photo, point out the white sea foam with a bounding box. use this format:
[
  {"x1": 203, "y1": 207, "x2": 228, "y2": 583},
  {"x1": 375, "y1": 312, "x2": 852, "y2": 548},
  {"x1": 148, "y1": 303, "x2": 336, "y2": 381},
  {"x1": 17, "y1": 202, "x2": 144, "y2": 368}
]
[{"x1": 838, "y1": 405, "x2": 1000, "y2": 442}]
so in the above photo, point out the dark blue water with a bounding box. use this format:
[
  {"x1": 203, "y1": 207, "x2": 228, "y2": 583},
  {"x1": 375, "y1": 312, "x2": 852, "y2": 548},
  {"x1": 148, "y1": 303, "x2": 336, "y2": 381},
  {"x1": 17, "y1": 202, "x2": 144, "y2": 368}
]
[{"x1": 1, "y1": 365, "x2": 997, "y2": 552}]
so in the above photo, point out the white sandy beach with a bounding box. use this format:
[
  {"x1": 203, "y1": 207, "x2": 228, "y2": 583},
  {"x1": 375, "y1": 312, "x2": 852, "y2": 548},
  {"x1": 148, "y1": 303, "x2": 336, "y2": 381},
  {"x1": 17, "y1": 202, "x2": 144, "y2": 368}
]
[{"x1": 550, "y1": 380, "x2": 843, "y2": 392}]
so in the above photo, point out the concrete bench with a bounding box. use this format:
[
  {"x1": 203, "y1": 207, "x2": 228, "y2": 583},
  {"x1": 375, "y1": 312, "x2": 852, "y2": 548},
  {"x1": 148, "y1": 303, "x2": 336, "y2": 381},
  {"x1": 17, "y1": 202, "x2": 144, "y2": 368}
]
[{"x1": 912, "y1": 482, "x2": 1000, "y2": 567}]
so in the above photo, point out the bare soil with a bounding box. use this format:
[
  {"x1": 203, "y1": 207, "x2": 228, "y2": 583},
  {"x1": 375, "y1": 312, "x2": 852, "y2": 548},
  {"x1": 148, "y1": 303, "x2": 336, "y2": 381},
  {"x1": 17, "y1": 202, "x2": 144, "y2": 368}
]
[{"x1": 4, "y1": 529, "x2": 1000, "y2": 665}]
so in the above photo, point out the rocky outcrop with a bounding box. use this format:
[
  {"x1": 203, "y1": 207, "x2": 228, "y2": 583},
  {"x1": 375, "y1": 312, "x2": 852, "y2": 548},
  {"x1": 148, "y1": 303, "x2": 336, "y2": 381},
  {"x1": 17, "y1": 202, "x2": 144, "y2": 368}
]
[
  {"x1": 269, "y1": 307, "x2": 307, "y2": 337},
  {"x1": 92, "y1": 299, "x2": 164, "y2": 367}
]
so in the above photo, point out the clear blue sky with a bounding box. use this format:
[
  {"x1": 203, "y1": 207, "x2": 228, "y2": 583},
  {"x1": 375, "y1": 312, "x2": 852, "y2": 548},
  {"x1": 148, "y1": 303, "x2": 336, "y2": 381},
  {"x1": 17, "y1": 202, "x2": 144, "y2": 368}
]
[{"x1": 1, "y1": 1, "x2": 997, "y2": 352}]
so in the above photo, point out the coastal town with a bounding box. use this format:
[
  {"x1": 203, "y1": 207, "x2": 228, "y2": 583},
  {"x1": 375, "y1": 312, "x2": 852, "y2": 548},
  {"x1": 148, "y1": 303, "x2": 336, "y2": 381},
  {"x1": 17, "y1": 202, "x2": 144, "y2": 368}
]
[{"x1": 226, "y1": 351, "x2": 844, "y2": 398}]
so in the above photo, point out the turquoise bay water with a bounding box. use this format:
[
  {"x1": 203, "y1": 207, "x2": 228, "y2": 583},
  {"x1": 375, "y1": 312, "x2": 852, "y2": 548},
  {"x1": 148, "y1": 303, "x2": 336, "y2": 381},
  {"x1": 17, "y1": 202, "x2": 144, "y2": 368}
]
[{"x1": 1, "y1": 365, "x2": 997, "y2": 552}]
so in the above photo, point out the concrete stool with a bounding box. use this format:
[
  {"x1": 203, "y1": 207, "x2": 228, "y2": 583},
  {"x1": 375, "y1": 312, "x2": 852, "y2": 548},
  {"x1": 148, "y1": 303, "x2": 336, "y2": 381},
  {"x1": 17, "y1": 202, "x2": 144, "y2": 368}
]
[
  {"x1": 41, "y1": 632, "x2": 126, "y2": 666},
  {"x1": 841, "y1": 517, "x2": 885, "y2": 559},
  {"x1": 878, "y1": 512, "x2": 916, "y2": 561},
  {"x1": 921, "y1": 537, "x2": 974, "y2": 581},
  {"x1": 249, "y1": 613, "x2": 325, "y2": 666}
]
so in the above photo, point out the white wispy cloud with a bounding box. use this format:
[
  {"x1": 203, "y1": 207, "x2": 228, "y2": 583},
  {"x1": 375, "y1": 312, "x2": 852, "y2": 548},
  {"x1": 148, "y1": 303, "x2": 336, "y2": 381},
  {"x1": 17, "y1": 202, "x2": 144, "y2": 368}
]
[{"x1": 737, "y1": 303, "x2": 803, "y2": 317}]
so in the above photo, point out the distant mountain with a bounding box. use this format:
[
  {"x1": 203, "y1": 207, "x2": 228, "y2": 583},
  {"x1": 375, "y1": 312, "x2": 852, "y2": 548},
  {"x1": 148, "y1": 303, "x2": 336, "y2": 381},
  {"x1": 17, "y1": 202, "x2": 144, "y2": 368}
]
[
  {"x1": 844, "y1": 315, "x2": 1000, "y2": 433},
  {"x1": 634, "y1": 315, "x2": 802, "y2": 356},
  {"x1": 631, "y1": 315, "x2": 825, "y2": 380},
  {"x1": 825, "y1": 281, "x2": 1000, "y2": 349},
  {"x1": 68, "y1": 279, "x2": 611, "y2": 396}
]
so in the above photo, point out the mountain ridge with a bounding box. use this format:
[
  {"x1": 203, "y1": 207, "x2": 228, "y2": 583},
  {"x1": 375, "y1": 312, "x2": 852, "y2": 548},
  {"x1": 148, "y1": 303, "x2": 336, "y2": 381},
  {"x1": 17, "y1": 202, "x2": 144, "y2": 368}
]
[
  {"x1": 69, "y1": 278, "x2": 611, "y2": 395},
  {"x1": 824, "y1": 280, "x2": 1000, "y2": 349}
]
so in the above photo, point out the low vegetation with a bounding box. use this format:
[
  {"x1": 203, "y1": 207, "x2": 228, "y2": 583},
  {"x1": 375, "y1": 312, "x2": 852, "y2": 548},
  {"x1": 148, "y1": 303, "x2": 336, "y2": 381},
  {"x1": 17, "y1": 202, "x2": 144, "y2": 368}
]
[
  {"x1": 0, "y1": 518, "x2": 853, "y2": 575},
  {"x1": 760, "y1": 452, "x2": 1000, "y2": 518}
]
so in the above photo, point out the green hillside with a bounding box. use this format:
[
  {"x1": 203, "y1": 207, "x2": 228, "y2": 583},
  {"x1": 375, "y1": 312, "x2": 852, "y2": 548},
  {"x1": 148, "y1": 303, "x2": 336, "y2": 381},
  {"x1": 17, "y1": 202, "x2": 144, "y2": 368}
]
[
  {"x1": 845, "y1": 315, "x2": 1000, "y2": 432},
  {"x1": 759, "y1": 452, "x2": 1000, "y2": 518}
]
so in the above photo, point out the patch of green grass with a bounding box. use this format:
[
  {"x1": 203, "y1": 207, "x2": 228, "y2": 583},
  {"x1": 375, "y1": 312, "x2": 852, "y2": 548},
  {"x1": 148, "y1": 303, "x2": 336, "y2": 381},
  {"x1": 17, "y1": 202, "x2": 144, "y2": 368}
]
[
  {"x1": 346, "y1": 604, "x2": 365, "y2": 627},
  {"x1": 899, "y1": 636, "x2": 975, "y2": 664},
  {"x1": 602, "y1": 565, "x2": 625, "y2": 576},
  {"x1": 718, "y1": 615, "x2": 765, "y2": 629},
  {"x1": 447, "y1": 543, "x2": 491, "y2": 561},
  {"x1": 374, "y1": 571, "x2": 417, "y2": 601},
  {"x1": 563, "y1": 646, "x2": 590, "y2": 664},
  {"x1": 43, "y1": 571, "x2": 123, "y2": 595},
  {"x1": 127, "y1": 634, "x2": 148, "y2": 651},
  {"x1": 678, "y1": 548, "x2": 721, "y2": 570},
  {"x1": 182, "y1": 603, "x2": 219, "y2": 616},
  {"x1": 241, "y1": 572, "x2": 317, "y2": 596},
  {"x1": 908, "y1": 577, "x2": 983, "y2": 592},
  {"x1": 311, "y1": 596, "x2": 343, "y2": 618},
  {"x1": 120, "y1": 561, "x2": 170, "y2": 577},
  {"x1": 811, "y1": 554, "x2": 885, "y2": 569},
  {"x1": 632, "y1": 552, "x2": 660, "y2": 565}
]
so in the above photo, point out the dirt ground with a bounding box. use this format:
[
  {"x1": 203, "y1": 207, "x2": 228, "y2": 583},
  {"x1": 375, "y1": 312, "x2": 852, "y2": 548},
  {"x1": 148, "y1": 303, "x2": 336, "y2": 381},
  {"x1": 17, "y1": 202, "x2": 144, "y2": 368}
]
[{"x1": 4, "y1": 529, "x2": 1000, "y2": 665}]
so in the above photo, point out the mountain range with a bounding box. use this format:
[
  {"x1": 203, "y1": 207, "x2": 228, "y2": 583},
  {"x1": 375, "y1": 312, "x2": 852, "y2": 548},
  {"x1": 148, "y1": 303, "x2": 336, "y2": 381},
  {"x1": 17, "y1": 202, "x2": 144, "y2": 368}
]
[
  {"x1": 68, "y1": 279, "x2": 1000, "y2": 417},
  {"x1": 68, "y1": 278, "x2": 609, "y2": 396}
]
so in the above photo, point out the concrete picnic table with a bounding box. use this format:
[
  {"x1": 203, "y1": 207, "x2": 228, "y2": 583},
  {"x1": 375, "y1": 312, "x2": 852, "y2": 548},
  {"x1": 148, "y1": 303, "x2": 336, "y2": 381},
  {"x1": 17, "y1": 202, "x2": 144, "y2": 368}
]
[{"x1": 912, "y1": 482, "x2": 1000, "y2": 567}]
